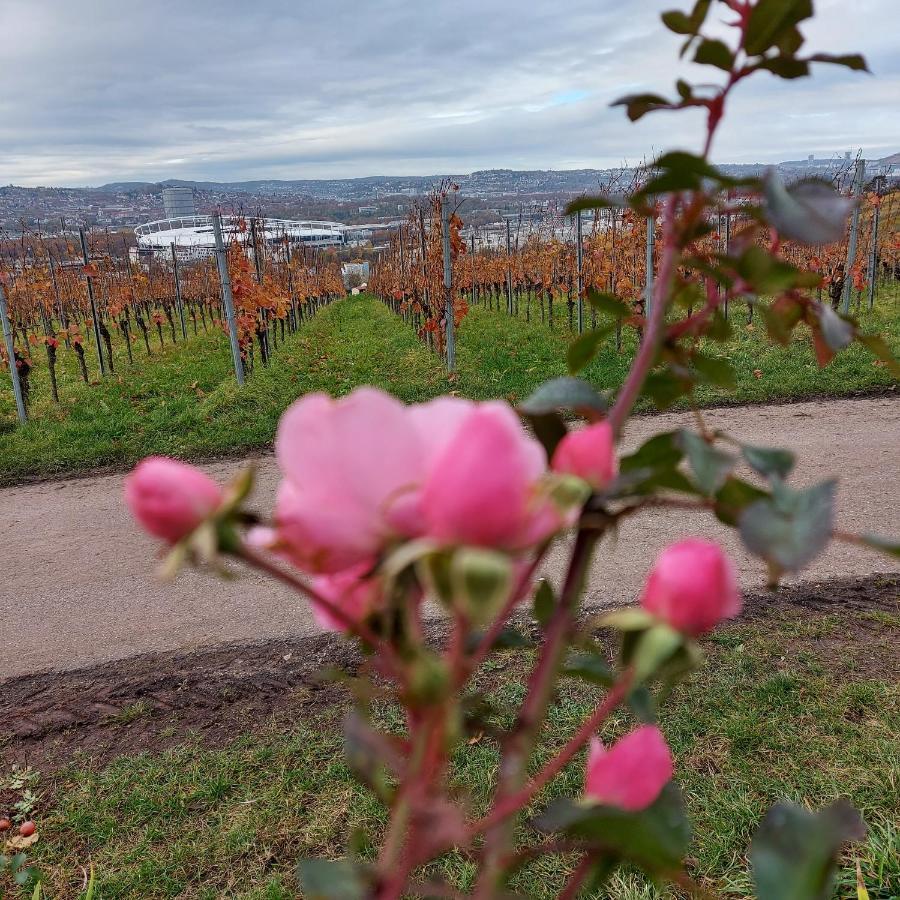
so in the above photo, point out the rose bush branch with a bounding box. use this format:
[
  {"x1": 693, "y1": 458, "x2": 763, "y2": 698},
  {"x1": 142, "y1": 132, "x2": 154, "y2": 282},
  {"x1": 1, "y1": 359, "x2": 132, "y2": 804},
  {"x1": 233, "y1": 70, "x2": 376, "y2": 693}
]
[{"x1": 123, "y1": 3, "x2": 898, "y2": 898}]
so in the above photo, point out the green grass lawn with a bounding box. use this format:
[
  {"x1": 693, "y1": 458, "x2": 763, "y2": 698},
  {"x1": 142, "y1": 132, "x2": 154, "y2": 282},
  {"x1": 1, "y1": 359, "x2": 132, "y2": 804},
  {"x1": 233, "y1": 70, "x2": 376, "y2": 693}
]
[
  {"x1": 12, "y1": 595, "x2": 899, "y2": 898},
  {"x1": 1, "y1": 285, "x2": 897, "y2": 484}
]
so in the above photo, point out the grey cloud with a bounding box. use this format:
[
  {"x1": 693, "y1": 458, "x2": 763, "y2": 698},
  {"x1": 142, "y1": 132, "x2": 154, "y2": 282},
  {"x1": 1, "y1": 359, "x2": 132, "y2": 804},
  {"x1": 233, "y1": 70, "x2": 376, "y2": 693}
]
[{"x1": 0, "y1": 0, "x2": 896, "y2": 186}]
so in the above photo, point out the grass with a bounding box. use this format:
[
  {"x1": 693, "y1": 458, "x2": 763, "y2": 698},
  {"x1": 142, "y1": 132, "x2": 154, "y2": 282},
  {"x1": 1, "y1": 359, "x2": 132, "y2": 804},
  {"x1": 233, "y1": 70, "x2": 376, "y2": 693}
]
[
  {"x1": 1, "y1": 285, "x2": 897, "y2": 484},
  {"x1": 13, "y1": 603, "x2": 900, "y2": 898}
]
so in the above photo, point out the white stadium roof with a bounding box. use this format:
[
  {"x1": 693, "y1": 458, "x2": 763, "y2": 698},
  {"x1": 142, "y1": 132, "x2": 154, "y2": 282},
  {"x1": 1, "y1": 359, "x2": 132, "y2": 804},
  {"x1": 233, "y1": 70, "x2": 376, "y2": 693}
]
[{"x1": 134, "y1": 215, "x2": 346, "y2": 254}]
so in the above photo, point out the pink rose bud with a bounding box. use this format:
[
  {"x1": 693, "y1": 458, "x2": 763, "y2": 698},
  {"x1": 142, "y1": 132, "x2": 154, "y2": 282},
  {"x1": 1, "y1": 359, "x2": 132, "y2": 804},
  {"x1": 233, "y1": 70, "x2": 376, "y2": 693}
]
[
  {"x1": 125, "y1": 457, "x2": 223, "y2": 544},
  {"x1": 584, "y1": 725, "x2": 673, "y2": 811},
  {"x1": 551, "y1": 421, "x2": 617, "y2": 490},
  {"x1": 639, "y1": 538, "x2": 741, "y2": 635},
  {"x1": 309, "y1": 564, "x2": 381, "y2": 633}
]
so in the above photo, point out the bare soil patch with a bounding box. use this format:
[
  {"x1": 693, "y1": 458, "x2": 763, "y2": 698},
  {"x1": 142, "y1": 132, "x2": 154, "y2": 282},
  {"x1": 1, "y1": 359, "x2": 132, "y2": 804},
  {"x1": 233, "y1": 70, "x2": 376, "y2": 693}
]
[{"x1": 2, "y1": 574, "x2": 896, "y2": 778}]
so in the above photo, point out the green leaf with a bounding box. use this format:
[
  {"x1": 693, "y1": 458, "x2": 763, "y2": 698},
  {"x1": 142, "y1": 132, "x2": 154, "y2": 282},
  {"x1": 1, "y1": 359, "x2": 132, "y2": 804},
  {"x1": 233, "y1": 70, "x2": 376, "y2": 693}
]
[
  {"x1": 586, "y1": 290, "x2": 631, "y2": 319},
  {"x1": 694, "y1": 38, "x2": 734, "y2": 71},
  {"x1": 739, "y1": 480, "x2": 836, "y2": 573},
  {"x1": 536, "y1": 785, "x2": 691, "y2": 872},
  {"x1": 641, "y1": 369, "x2": 694, "y2": 410},
  {"x1": 466, "y1": 624, "x2": 533, "y2": 653},
  {"x1": 856, "y1": 333, "x2": 900, "y2": 377},
  {"x1": 750, "y1": 800, "x2": 866, "y2": 900},
  {"x1": 563, "y1": 651, "x2": 615, "y2": 686},
  {"x1": 809, "y1": 53, "x2": 869, "y2": 72},
  {"x1": 741, "y1": 444, "x2": 795, "y2": 480},
  {"x1": 760, "y1": 297, "x2": 805, "y2": 345},
  {"x1": 565, "y1": 194, "x2": 625, "y2": 216},
  {"x1": 568, "y1": 325, "x2": 616, "y2": 374},
  {"x1": 733, "y1": 245, "x2": 821, "y2": 293},
  {"x1": 691, "y1": 352, "x2": 736, "y2": 388},
  {"x1": 675, "y1": 78, "x2": 693, "y2": 100},
  {"x1": 817, "y1": 304, "x2": 854, "y2": 351},
  {"x1": 661, "y1": 10, "x2": 693, "y2": 34},
  {"x1": 533, "y1": 579, "x2": 556, "y2": 626},
  {"x1": 745, "y1": 0, "x2": 813, "y2": 56},
  {"x1": 859, "y1": 533, "x2": 900, "y2": 559},
  {"x1": 297, "y1": 858, "x2": 368, "y2": 900},
  {"x1": 763, "y1": 174, "x2": 855, "y2": 245},
  {"x1": 678, "y1": 430, "x2": 735, "y2": 495},
  {"x1": 620, "y1": 431, "x2": 683, "y2": 473},
  {"x1": 611, "y1": 92, "x2": 673, "y2": 121},
  {"x1": 520, "y1": 376, "x2": 608, "y2": 418},
  {"x1": 630, "y1": 623, "x2": 683, "y2": 684},
  {"x1": 755, "y1": 56, "x2": 810, "y2": 79},
  {"x1": 600, "y1": 607, "x2": 658, "y2": 631},
  {"x1": 628, "y1": 685, "x2": 658, "y2": 723},
  {"x1": 715, "y1": 477, "x2": 770, "y2": 526},
  {"x1": 525, "y1": 411, "x2": 568, "y2": 459}
]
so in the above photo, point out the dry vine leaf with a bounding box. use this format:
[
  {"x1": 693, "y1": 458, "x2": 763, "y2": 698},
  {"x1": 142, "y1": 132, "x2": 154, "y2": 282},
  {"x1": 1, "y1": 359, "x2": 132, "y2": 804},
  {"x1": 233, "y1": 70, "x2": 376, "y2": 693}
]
[{"x1": 5, "y1": 831, "x2": 39, "y2": 849}]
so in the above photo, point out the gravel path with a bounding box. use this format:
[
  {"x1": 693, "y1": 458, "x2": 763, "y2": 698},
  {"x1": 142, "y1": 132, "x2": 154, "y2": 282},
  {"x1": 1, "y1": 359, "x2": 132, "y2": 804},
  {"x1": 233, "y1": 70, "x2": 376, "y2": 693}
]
[{"x1": 1, "y1": 396, "x2": 897, "y2": 680}]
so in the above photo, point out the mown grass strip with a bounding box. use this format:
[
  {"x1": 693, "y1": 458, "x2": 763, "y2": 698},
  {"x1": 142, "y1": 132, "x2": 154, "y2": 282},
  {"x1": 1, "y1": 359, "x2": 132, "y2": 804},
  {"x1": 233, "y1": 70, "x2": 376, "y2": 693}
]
[{"x1": 0, "y1": 298, "x2": 447, "y2": 484}]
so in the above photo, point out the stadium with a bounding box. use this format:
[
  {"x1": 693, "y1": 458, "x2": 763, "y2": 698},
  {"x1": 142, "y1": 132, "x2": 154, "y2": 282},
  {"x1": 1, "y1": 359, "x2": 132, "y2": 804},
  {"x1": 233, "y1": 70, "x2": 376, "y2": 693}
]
[{"x1": 133, "y1": 214, "x2": 347, "y2": 259}]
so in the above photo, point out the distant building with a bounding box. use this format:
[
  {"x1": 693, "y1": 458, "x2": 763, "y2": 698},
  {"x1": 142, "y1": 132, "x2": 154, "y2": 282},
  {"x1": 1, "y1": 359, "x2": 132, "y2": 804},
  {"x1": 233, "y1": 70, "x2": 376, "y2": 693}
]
[
  {"x1": 342, "y1": 261, "x2": 370, "y2": 287},
  {"x1": 162, "y1": 187, "x2": 198, "y2": 219},
  {"x1": 358, "y1": 205, "x2": 377, "y2": 215}
]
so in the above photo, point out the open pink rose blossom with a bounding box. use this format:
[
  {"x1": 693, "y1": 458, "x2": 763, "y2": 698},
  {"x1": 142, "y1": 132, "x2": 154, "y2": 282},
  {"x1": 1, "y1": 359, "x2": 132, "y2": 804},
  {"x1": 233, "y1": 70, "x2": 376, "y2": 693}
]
[
  {"x1": 551, "y1": 421, "x2": 617, "y2": 490},
  {"x1": 639, "y1": 538, "x2": 741, "y2": 635},
  {"x1": 125, "y1": 457, "x2": 223, "y2": 544},
  {"x1": 584, "y1": 725, "x2": 673, "y2": 811},
  {"x1": 262, "y1": 388, "x2": 567, "y2": 573}
]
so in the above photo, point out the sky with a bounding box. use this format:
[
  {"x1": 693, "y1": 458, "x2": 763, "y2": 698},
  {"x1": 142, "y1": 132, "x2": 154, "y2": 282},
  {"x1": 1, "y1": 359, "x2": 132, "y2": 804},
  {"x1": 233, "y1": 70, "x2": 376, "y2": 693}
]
[{"x1": 0, "y1": 0, "x2": 897, "y2": 187}]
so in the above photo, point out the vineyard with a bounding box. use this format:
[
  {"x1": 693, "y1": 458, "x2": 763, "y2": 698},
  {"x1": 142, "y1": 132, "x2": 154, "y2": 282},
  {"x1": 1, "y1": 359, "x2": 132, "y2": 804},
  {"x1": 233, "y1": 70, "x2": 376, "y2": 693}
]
[
  {"x1": 370, "y1": 172, "x2": 900, "y2": 373},
  {"x1": 0, "y1": 217, "x2": 345, "y2": 422},
  {"x1": 1, "y1": 171, "x2": 898, "y2": 482}
]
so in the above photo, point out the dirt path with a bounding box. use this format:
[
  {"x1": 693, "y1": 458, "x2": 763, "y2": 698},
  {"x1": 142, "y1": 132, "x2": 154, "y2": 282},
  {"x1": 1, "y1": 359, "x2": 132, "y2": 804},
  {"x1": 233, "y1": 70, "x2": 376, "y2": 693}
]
[{"x1": 1, "y1": 396, "x2": 898, "y2": 681}]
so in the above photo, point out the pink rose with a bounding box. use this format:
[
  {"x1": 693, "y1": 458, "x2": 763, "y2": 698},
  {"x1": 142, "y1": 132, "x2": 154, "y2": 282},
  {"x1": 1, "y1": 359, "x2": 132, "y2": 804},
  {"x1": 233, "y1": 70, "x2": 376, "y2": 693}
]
[
  {"x1": 265, "y1": 389, "x2": 563, "y2": 573},
  {"x1": 269, "y1": 389, "x2": 425, "y2": 573},
  {"x1": 551, "y1": 421, "x2": 617, "y2": 490},
  {"x1": 585, "y1": 725, "x2": 673, "y2": 811},
  {"x1": 125, "y1": 457, "x2": 223, "y2": 544},
  {"x1": 639, "y1": 538, "x2": 741, "y2": 635},
  {"x1": 310, "y1": 564, "x2": 381, "y2": 633}
]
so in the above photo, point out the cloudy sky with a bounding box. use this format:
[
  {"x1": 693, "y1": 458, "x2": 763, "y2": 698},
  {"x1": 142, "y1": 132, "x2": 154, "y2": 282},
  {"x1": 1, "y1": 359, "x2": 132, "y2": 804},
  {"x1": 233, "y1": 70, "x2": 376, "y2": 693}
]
[{"x1": 1, "y1": 0, "x2": 897, "y2": 187}]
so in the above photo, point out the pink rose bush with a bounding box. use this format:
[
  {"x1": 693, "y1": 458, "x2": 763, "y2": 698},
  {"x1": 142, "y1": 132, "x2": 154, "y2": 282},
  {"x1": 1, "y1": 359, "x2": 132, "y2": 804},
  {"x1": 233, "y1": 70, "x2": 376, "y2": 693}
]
[{"x1": 122, "y1": 5, "x2": 884, "y2": 891}]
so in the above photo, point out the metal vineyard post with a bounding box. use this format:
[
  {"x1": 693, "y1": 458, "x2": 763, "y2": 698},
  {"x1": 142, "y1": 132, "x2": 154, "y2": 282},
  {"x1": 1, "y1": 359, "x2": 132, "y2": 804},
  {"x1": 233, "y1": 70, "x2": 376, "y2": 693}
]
[
  {"x1": 0, "y1": 279, "x2": 27, "y2": 423},
  {"x1": 841, "y1": 158, "x2": 865, "y2": 314},
  {"x1": 212, "y1": 213, "x2": 246, "y2": 386}
]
